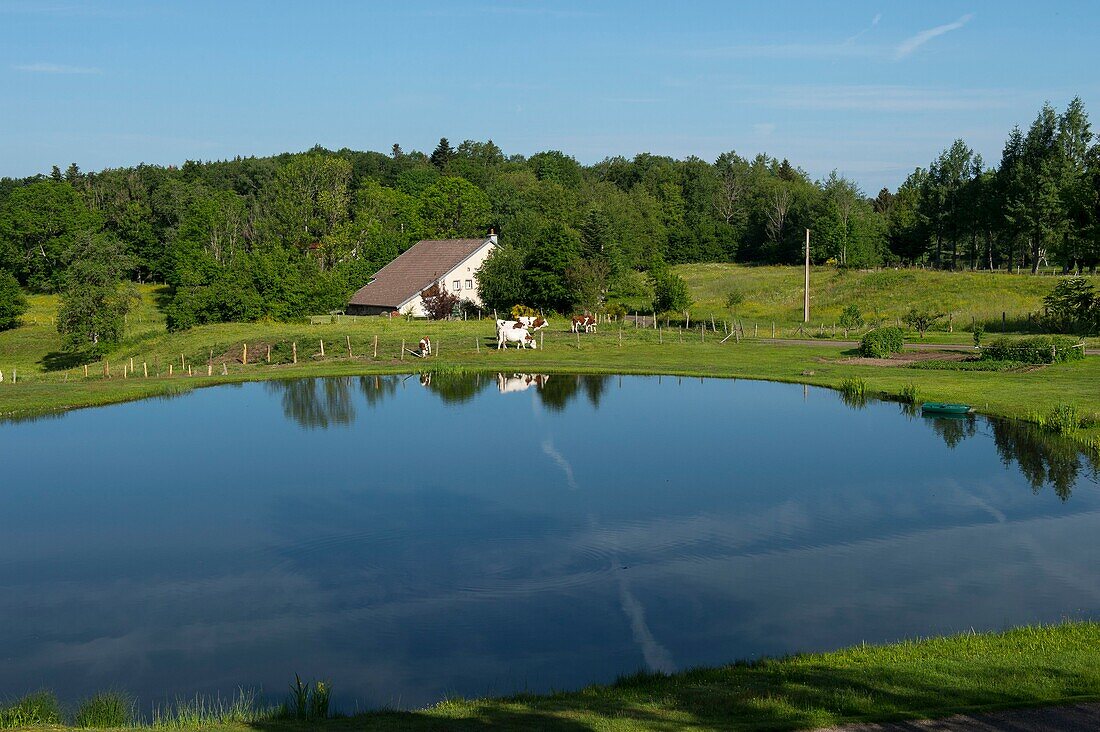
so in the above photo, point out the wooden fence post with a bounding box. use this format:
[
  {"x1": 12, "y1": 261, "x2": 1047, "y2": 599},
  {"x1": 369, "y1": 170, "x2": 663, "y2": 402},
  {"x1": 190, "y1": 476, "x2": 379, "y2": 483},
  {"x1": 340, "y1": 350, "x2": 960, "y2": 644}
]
[
  {"x1": 346, "y1": 335, "x2": 353, "y2": 358},
  {"x1": 476, "y1": 337, "x2": 480, "y2": 353},
  {"x1": 168, "y1": 364, "x2": 172, "y2": 376},
  {"x1": 242, "y1": 343, "x2": 248, "y2": 365},
  {"x1": 105, "y1": 359, "x2": 110, "y2": 378},
  {"x1": 373, "y1": 335, "x2": 378, "y2": 359},
  {"x1": 401, "y1": 339, "x2": 405, "y2": 360},
  {"x1": 180, "y1": 353, "x2": 185, "y2": 369},
  {"x1": 143, "y1": 362, "x2": 148, "y2": 378},
  {"x1": 292, "y1": 342, "x2": 297, "y2": 364},
  {"x1": 83, "y1": 364, "x2": 88, "y2": 377},
  {"x1": 266, "y1": 344, "x2": 271, "y2": 363},
  {"x1": 319, "y1": 339, "x2": 324, "y2": 357}
]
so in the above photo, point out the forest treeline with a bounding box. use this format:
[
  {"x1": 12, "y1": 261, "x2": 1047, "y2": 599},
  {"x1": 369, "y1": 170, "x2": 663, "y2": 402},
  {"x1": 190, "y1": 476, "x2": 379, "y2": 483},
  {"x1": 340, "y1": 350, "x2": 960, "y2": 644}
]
[{"x1": 1, "y1": 98, "x2": 1098, "y2": 343}]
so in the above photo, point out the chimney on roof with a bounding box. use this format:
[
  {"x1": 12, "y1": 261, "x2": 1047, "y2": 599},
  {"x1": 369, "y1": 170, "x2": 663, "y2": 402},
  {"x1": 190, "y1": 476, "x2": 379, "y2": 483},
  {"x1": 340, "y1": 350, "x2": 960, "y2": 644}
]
[{"x1": 488, "y1": 227, "x2": 498, "y2": 245}]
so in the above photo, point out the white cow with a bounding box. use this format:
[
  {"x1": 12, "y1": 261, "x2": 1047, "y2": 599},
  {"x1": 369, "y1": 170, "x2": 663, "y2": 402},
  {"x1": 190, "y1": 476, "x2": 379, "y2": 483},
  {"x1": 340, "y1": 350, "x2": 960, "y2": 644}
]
[{"x1": 497, "y1": 323, "x2": 537, "y2": 349}]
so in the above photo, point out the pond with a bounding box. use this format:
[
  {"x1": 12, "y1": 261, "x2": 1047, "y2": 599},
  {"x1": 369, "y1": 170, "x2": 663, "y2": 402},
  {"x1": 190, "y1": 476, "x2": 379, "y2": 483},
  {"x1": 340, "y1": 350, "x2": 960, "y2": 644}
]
[{"x1": 1, "y1": 373, "x2": 1098, "y2": 710}]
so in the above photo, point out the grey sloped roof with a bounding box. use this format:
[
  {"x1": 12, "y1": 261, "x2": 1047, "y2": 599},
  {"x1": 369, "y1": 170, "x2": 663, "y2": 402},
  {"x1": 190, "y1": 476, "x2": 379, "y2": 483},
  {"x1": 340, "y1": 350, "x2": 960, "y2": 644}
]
[{"x1": 348, "y1": 238, "x2": 489, "y2": 308}]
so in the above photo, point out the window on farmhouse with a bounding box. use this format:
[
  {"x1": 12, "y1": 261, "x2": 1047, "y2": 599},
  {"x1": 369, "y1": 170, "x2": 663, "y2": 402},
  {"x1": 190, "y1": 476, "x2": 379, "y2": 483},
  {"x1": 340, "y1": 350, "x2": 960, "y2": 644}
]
[
  {"x1": 465, "y1": 280, "x2": 473, "y2": 289},
  {"x1": 453, "y1": 280, "x2": 461, "y2": 290}
]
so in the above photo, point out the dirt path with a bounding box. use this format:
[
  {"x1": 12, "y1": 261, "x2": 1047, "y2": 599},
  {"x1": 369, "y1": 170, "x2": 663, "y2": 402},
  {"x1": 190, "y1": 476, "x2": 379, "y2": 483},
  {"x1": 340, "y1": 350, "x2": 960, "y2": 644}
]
[{"x1": 814, "y1": 702, "x2": 1100, "y2": 731}]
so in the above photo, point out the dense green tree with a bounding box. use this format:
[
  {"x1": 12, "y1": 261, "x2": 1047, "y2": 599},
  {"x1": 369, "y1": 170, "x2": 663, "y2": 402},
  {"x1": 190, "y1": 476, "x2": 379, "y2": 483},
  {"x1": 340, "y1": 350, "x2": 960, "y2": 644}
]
[
  {"x1": 523, "y1": 222, "x2": 581, "y2": 312},
  {"x1": 261, "y1": 154, "x2": 351, "y2": 247},
  {"x1": 475, "y1": 243, "x2": 526, "y2": 314},
  {"x1": 0, "y1": 270, "x2": 28, "y2": 330},
  {"x1": 418, "y1": 176, "x2": 491, "y2": 239},
  {"x1": 430, "y1": 138, "x2": 455, "y2": 170},
  {"x1": 56, "y1": 233, "x2": 136, "y2": 350},
  {"x1": 0, "y1": 180, "x2": 102, "y2": 291}
]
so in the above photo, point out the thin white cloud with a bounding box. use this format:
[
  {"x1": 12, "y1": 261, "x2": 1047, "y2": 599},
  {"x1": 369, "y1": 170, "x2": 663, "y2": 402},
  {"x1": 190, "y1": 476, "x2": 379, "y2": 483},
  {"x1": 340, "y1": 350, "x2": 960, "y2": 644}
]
[
  {"x1": 894, "y1": 13, "x2": 974, "y2": 60},
  {"x1": 845, "y1": 12, "x2": 883, "y2": 44},
  {"x1": 14, "y1": 62, "x2": 101, "y2": 75}
]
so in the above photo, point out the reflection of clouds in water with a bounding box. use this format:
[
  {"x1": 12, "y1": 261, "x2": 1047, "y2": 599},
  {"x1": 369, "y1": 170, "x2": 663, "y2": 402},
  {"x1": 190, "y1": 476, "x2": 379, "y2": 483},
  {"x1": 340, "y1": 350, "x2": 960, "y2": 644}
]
[
  {"x1": 541, "y1": 438, "x2": 578, "y2": 490},
  {"x1": 954, "y1": 483, "x2": 1100, "y2": 607},
  {"x1": 618, "y1": 574, "x2": 675, "y2": 673}
]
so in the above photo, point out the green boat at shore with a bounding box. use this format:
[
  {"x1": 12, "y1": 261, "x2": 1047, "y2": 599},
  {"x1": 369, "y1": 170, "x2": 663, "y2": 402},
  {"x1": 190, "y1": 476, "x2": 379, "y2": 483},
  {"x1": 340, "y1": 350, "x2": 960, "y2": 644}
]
[{"x1": 921, "y1": 402, "x2": 973, "y2": 415}]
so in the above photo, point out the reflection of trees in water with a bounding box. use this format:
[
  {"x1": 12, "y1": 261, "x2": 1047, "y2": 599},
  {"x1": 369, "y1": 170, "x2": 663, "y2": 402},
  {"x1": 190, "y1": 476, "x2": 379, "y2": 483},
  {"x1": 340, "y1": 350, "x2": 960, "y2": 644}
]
[
  {"x1": 919, "y1": 412, "x2": 1097, "y2": 500},
  {"x1": 266, "y1": 378, "x2": 357, "y2": 429},
  {"x1": 537, "y1": 375, "x2": 611, "y2": 411},
  {"x1": 928, "y1": 414, "x2": 977, "y2": 448},
  {"x1": 581, "y1": 375, "x2": 610, "y2": 408},
  {"x1": 418, "y1": 371, "x2": 492, "y2": 404},
  {"x1": 990, "y1": 419, "x2": 1098, "y2": 501},
  {"x1": 359, "y1": 375, "x2": 398, "y2": 406}
]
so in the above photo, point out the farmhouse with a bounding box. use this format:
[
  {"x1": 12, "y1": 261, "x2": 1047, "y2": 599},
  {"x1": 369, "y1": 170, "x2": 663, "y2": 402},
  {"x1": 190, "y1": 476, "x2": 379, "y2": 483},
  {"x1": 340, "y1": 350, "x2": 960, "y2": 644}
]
[{"x1": 346, "y1": 234, "x2": 497, "y2": 316}]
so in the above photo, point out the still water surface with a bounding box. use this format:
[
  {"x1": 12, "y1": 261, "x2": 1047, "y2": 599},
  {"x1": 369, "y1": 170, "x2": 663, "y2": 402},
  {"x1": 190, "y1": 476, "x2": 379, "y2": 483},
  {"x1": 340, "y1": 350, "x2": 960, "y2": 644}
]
[{"x1": 2, "y1": 373, "x2": 1098, "y2": 708}]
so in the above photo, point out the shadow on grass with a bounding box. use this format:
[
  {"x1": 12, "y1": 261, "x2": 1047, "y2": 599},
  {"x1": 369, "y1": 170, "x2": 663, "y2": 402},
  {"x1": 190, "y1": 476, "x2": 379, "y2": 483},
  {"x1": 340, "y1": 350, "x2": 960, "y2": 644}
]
[
  {"x1": 151, "y1": 284, "x2": 174, "y2": 313},
  {"x1": 237, "y1": 660, "x2": 1100, "y2": 731},
  {"x1": 39, "y1": 350, "x2": 97, "y2": 371}
]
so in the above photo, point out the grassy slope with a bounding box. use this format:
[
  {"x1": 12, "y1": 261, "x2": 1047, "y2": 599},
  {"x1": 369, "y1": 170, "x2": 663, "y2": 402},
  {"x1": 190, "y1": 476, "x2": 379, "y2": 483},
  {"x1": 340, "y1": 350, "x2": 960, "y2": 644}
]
[
  {"x1": 10, "y1": 623, "x2": 1100, "y2": 731},
  {"x1": 665, "y1": 264, "x2": 1080, "y2": 327}
]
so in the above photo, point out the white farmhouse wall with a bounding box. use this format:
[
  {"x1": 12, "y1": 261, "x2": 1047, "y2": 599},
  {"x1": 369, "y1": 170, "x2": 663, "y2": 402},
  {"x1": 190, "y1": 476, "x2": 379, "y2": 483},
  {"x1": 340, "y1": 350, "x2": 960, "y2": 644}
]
[{"x1": 398, "y1": 238, "x2": 495, "y2": 317}]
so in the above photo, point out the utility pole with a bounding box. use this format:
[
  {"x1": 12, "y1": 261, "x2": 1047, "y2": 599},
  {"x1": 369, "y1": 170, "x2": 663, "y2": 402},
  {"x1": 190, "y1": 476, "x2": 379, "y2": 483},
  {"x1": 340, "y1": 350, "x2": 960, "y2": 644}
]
[{"x1": 804, "y1": 228, "x2": 811, "y2": 323}]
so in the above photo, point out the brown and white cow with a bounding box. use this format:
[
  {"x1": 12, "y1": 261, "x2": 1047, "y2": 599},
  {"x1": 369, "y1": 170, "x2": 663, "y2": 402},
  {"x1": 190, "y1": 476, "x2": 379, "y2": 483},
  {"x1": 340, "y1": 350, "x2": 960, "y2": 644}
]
[
  {"x1": 570, "y1": 314, "x2": 597, "y2": 333},
  {"x1": 418, "y1": 337, "x2": 432, "y2": 356},
  {"x1": 516, "y1": 315, "x2": 549, "y2": 331},
  {"x1": 497, "y1": 323, "x2": 538, "y2": 349}
]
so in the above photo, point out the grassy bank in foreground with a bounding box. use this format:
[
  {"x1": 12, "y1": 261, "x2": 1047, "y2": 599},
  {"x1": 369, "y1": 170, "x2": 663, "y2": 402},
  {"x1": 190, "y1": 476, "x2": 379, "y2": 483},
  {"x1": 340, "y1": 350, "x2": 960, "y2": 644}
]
[{"x1": 5, "y1": 623, "x2": 1099, "y2": 730}]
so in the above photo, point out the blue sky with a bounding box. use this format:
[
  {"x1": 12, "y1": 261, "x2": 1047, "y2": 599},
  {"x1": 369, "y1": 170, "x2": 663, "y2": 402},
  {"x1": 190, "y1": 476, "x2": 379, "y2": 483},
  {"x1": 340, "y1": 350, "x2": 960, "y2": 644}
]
[{"x1": 2, "y1": 1, "x2": 1097, "y2": 191}]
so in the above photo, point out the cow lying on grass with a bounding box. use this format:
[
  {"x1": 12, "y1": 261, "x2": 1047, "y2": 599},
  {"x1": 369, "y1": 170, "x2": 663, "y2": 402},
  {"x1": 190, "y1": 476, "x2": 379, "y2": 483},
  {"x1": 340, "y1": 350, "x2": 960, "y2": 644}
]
[{"x1": 571, "y1": 314, "x2": 597, "y2": 333}]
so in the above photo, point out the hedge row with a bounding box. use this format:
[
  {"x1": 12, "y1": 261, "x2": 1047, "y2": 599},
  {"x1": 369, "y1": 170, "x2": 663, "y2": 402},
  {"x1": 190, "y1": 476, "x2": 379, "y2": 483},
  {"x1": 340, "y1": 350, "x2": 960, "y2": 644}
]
[{"x1": 981, "y1": 336, "x2": 1084, "y2": 364}]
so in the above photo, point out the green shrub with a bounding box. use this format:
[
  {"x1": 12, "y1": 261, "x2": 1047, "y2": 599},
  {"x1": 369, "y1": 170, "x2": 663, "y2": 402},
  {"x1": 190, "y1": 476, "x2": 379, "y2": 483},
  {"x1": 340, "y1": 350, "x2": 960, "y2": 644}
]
[
  {"x1": 74, "y1": 691, "x2": 133, "y2": 728},
  {"x1": 838, "y1": 303, "x2": 864, "y2": 330},
  {"x1": 0, "y1": 691, "x2": 62, "y2": 728},
  {"x1": 839, "y1": 378, "x2": 869, "y2": 407},
  {"x1": 284, "y1": 675, "x2": 331, "y2": 721},
  {"x1": 900, "y1": 383, "x2": 919, "y2": 404},
  {"x1": 724, "y1": 289, "x2": 745, "y2": 310},
  {"x1": 1045, "y1": 404, "x2": 1083, "y2": 434},
  {"x1": 859, "y1": 326, "x2": 904, "y2": 358},
  {"x1": 982, "y1": 336, "x2": 1084, "y2": 364}
]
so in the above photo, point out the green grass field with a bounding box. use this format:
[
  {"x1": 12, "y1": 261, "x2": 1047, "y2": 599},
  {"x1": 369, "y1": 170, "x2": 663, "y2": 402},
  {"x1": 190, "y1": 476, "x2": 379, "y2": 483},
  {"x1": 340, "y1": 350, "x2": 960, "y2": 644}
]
[
  {"x1": 659, "y1": 264, "x2": 1092, "y2": 331},
  {"x1": 3, "y1": 623, "x2": 1099, "y2": 730}
]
